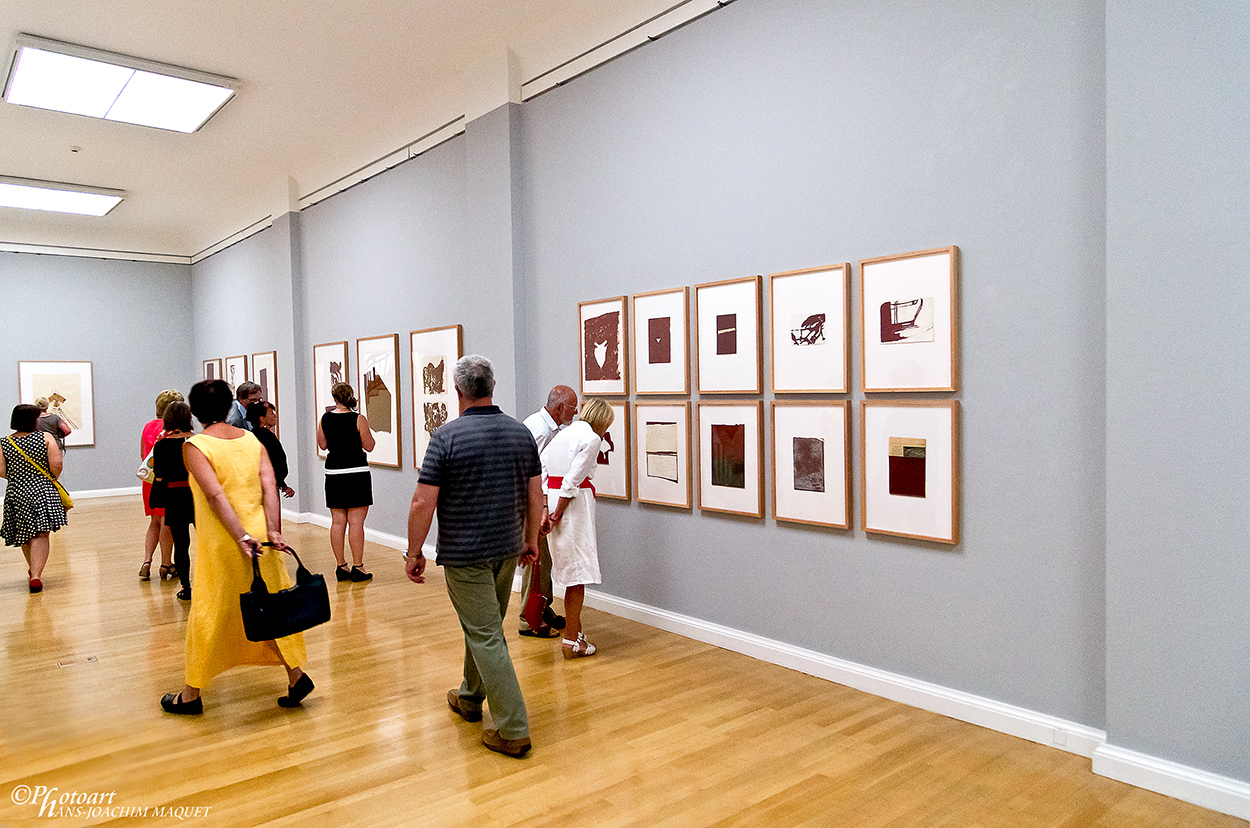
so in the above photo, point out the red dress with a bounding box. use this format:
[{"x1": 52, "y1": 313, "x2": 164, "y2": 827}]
[{"x1": 141, "y1": 418, "x2": 165, "y2": 517}]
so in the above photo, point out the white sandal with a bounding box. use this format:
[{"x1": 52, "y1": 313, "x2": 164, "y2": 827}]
[{"x1": 562, "y1": 632, "x2": 596, "y2": 659}]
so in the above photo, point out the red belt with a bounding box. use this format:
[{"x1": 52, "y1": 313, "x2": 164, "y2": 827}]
[
  {"x1": 547, "y1": 475, "x2": 595, "y2": 496},
  {"x1": 167, "y1": 481, "x2": 190, "y2": 488}
]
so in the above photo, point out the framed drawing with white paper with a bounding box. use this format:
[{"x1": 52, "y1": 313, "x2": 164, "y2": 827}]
[
  {"x1": 579, "y1": 296, "x2": 629, "y2": 396},
  {"x1": 594, "y1": 401, "x2": 631, "y2": 502},
  {"x1": 696, "y1": 401, "x2": 763, "y2": 518},
  {"x1": 249, "y1": 351, "x2": 279, "y2": 438},
  {"x1": 410, "y1": 325, "x2": 462, "y2": 469},
  {"x1": 357, "y1": 334, "x2": 402, "y2": 469},
  {"x1": 695, "y1": 275, "x2": 761, "y2": 394},
  {"x1": 313, "y1": 341, "x2": 348, "y2": 460},
  {"x1": 17, "y1": 360, "x2": 95, "y2": 447},
  {"x1": 631, "y1": 287, "x2": 689, "y2": 395},
  {"x1": 861, "y1": 400, "x2": 960, "y2": 544},
  {"x1": 223, "y1": 355, "x2": 248, "y2": 395},
  {"x1": 634, "y1": 401, "x2": 691, "y2": 509},
  {"x1": 771, "y1": 401, "x2": 850, "y2": 529},
  {"x1": 203, "y1": 358, "x2": 222, "y2": 382},
  {"x1": 770, "y1": 263, "x2": 850, "y2": 393}
]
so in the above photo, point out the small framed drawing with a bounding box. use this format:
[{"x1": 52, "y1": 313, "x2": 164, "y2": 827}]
[
  {"x1": 771, "y1": 401, "x2": 851, "y2": 529},
  {"x1": 203, "y1": 358, "x2": 222, "y2": 382},
  {"x1": 410, "y1": 325, "x2": 462, "y2": 469},
  {"x1": 770, "y1": 264, "x2": 850, "y2": 393},
  {"x1": 859, "y1": 246, "x2": 959, "y2": 392},
  {"x1": 696, "y1": 401, "x2": 763, "y2": 517},
  {"x1": 695, "y1": 275, "x2": 762, "y2": 394},
  {"x1": 595, "y1": 401, "x2": 632, "y2": 502},
  {"x1": 634, "y1": 401, "x2": 691, "y2": 509},
  {"x1": 357, "y1": 334, "x2": 402, "y2": 469},
  {"x1": 249, "y1": 351, "x2": 279, "y2": 438},
  {"x1": 631, "y1": 287, "x2": 689, "y2": 395},
  {"x1": 860, "y1": 400, "x2": 960, "y2": 544},
  {"x1": 223, "y1": 355, "x2": 249, "y2": 394},
  {"x1": 313, "y1": 341, "x2": 349, "y2": 460},
  {"x1": 579, "y1": 296, "x2": 629, "y2": 396},
  {"x1": 17, "y1": 360, "x2": 95, "y2": 447}
]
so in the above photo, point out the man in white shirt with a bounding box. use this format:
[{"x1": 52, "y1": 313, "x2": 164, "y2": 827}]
[{"x1": 519, "y1": 385, "x2": 577, "y2": 637}]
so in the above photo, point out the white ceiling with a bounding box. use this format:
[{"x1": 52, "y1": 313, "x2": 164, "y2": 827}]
[{"x1": 0, "y1": 0, "x2": 689, "y2": 260}]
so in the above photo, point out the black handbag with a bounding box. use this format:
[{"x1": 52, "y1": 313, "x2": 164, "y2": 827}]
[{"x1": 239, "y1": 545, "x2": 331, "y2": 642}]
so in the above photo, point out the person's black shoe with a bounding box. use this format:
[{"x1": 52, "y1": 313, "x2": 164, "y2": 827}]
[
  {"x1": 349, "y1": 567, "x2": 373, "y2": 582},
  {"x1": 335, "y1": 565, "x2": 352, "y2": 582},
  {"x1": 161, "y1": 692, "x2": 203, "y2": 715},
  {"x1": 543, "y1": 608, "x2": 566, "y2": 630},
  {"x1": 278, "y1": 674, "x2": 315, "y2": 708},
  {"x1": 519, "y1": 626, "x2": 560, "y2": 638},
  {"x1": 176, "y1": 586, "x2": 191, "y2": 601}
]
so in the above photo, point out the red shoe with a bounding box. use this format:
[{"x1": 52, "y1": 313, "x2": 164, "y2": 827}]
[{"x1": 29, "y1": 578, "x2": 42, "y2": 593}]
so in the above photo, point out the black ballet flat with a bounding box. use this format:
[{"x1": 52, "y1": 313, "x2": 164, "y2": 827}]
[
  {"x1": 160, "y1": 692, "x2": 203, "y2": 715},
  {"x1": 278, "y1": 674, "x2": 314, "y2": 708},
  {"x1": 176, "y1": 586, "x2": 191, "y2": 601},
  {"x1": 349, "y1": 567, "x2": 373, "y2": 582},
  {"x1": 335, "y1": 565, "x2": 352, "y2": 582}
]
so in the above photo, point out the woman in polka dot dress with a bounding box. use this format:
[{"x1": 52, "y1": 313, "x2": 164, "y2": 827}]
[{"x1": 0, "y1": 404, "x2": 68, "y2": 592}]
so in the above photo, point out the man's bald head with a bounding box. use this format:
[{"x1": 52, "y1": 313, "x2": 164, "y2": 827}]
[{"x1": 545, "y1": 385, "x2": 578, "y2": 426}]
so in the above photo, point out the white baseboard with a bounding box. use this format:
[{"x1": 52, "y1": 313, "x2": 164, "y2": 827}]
[
  {"x1": 302, "y1": 512, "x2": 437, "y2": 560},
  {"x1": 1093, "y1": 744, "x2": 1250, "y2": 821},
  {"x1": 583, "y1": 589, "x2": 1106, "y2": 759},
  {"x1": 71, "y1": 486, "x2": 141, "y2": 499}
]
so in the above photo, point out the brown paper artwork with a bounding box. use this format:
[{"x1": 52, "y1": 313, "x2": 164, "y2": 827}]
[
  {"x1": 584, "y1": 311, "x2": 621, "y2": 381},
  {"x1": 888, "y1": 436, "x2": 926, "y2": 497},
  {"x1": 792, "y1": 436, "x2": 825, "y2": 492}
]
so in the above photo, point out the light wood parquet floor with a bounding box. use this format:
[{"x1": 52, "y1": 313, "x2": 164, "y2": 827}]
[{"x1": 0, "y1": 497, "x2": 1243, "y2": 828}]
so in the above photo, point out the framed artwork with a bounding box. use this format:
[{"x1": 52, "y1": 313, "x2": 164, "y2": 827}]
[
  {"x1": 250, "y1": 351, "x2": 279, "y2": 438},
  {"x1": 631, "y1": 287, "x2": 689, "y2": 395},
  {"x1": 771, "y1": 401, "x2": 851, "y2": 529},
  {"x1": 579, "y1": 296, "x2": 629, "y2": 396},
  {"x1": 695, "y1": 275, "x2": 762, "y2": 394},
  {"x1": 696, "y1": 401, "x2": 763, "y2": 518},
  {"x1": 313, "y1": 341, "x2": 349, "y2": 460},
  {"x1": 594, "y1": 401, "x2": 632, "y2": 502},
  {"x1": 17, "y1": 361, "x2": 94, "y2": 447},
  {"x1": 633, "y1": 401, "x2": 691, "y2": 509},
  {"x1": 223, "y1": 354, "x2": 248, "y2": 394},
  {"x1": 859, "y1": 246, "x2": 959, "y2": 392},
  {"x1": 861, "y1": 400, "x2": 960, "y2": 544},
  {"x1": 770, "y1": 263, "x2": 850, "y2": 393},
  {"x1": 410, "y1": 325, "x2": 462, "y2": 469},
  {"x1": 357, "y1": 334, "x2": 402, "y2": 469},
  {"x1": 202, "y1": 358, "x2": 222, "y2": 382}
]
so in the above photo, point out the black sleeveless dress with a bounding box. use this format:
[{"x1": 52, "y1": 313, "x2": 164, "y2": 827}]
[{"x1": 321, "y1": 411, "x2": 373, "y2": 508}]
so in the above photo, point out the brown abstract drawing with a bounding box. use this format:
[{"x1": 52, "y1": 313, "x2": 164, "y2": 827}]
[
  {"x1": 597, "y1": 430, "x2": 615, "y2": 465},
  {"x1": 423, "y1": 358, "x2": 446, "y2": 395},
  {"x1": 790, "y1": 313, "x2": 826, "y2": 346},
  {"x1": 710, "y1": 424, "x2": 746, "y2": 489},
  {"x1": 423, "y1": 401, "x2": 448, "y2": 436},
  {"x1": 329, "y1": 360, "x2": 343, "y2": 385},
  {"x1": 584, "y1": 311, "x2": 621, "y2": 381},
  {"x1": 716, "y1": 314, "x2": 738, "y2": 355},
  {"x1": 257, "y1": 368, "x2": 270, "y2": 403},
  {"x1": 880, "y1": 298, "x2": 935, "y2": 344},
  {"x1": 648, "y1": 317, "x2": 671, "y2": 364},
  {"x1": 227, "y1": 364, "x2": 238, "y2": 390},
  {"x1": 364, "y1": 368, "x2": 393, "y2": 433},
  {"x1": 645, "y1": 421, "x2": 679, "y2": 482},
  {"x1": 792, "y1": 436, "x2": 825, "y2": 493},
  {"x1": 45, "y1": 390, "x2": 79, "y2": 429},
  {"x1": 888, "y1": 436, "x2": 926, "y2": 498},
  {"x1": 206, "y1": 363, "x2": 217, "y2": 380}
]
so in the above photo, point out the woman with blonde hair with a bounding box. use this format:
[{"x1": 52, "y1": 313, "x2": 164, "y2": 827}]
[
  {"x1": 140, "y1": 389, "x2": 183, "y2": 581},
  {"x1": 316, "y1": 382, "x2": 375, "y2": 582},
  {"x1": 542, "y1": 397, "x2": 614, "y2": 658}
]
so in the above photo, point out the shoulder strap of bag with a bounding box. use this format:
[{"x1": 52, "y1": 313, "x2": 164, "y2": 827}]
[{"x1": 6, "y1": 435, "x2": 56, "y2": 482}]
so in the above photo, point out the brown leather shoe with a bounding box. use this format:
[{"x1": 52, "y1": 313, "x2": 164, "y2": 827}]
[
  {"x1": 447, "y1": 689, "x2": 482, "y2": 722},
  {"x1": 482, "y1": 728, "x2": 531, "y2": 757}
]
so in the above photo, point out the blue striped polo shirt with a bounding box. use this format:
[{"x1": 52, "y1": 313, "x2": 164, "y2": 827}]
[{"x1": 417, "y1": 405, "x2": 541, "y2": 566}]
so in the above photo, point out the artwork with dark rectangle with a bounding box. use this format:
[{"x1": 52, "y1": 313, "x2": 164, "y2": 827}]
[
  {"x1": 880, "y1": 298, "x2": 935, "y2": 344},
  {"x1": 584, "y1": 311, "x2": 621, "y2": 381},
  {"x1": 716, "y1": 313, "x2": 737, "y2": 355},
  {"x1": 888, "y1": 436, "x2": 926, "y2": 497},
  {"x1": 423, "y1": 401, "x2": 448, "y2": 436},
  {"x1": 423, "y1": 358, "x2": 445, "y2": 395},
  {"x1": 648, "y1": 317, "x2": 671, "y2": 364},
  {"x1": 792, "y1": 436, "x2": 825, "y2": 492},
  {"x1": 645, "y1": 421, "x2": 679, "y2": 482},
  {"x1": 597, "y1": 430, "x2": 615, "y2": 465},
  {"x1": 710, "y1": 423, "x2": 746, "y2": 489},
  {"x1": 258, "y1": 368, "x2": 270, "y2": 403},
  {"x1": 364, "y1": 367, "x2": 392, "y2": 433},
  {"x1": 790, "y1": 313, "x2": 826, "y2": 346}
]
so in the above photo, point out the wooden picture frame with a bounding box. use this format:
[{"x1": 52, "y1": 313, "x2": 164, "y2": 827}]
[
  {"x1": 312, "y1": 341, "x2": 348, "y2": 460},
  {"x1": 859, "y1": 246, "x2": 959, "y2": 392},
  {"x1": 860, "y1": 400, "x2": 960, "y2": 544},
  {"x1": 770, "y1": 263, "x2": 850, "y2": 393},
  {"x1": 249, "y1": 350, "x2": 278, "y2": 438},
  {"x1": 223, "y1": 354, "x2": 249, "y2": 394},
  {"x1": 594, "y1": 401, "x2": 632, "y2": 502},
  {"x1": 696, "y1": 400, "x2": 764, "y2": 518},
  {"x1": 17, "y1": 360, "x2": 95, "y2": 447},
  {"x1": 579, "y1": 296, "x2": 629, "y2": 396},
  {"x1": 410, "y1": 324, "x2": 463, "y2": 469},
  {"x1": 202, "y1": 358, "x2": 223, "y2": 382},
  {"x1": 771, "y1": 401, "x2": 851, "y2": 529},
  {"x1": 633, "y1": 401, "x2": 691, "y2": 509},
  {"x1": 356, "y1": 334, "x2": 402, "y2": 469},
  {"x1": 631, "y1": 286, "x2": 690, "y2": 395},
  {"x1": 695, "y1": 275, "x2": 762, "y2": 394}
]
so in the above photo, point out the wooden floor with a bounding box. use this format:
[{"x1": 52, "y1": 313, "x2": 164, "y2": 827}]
[{"x1": 0, "y1": 498, "x2": 1242, "y2": 828}]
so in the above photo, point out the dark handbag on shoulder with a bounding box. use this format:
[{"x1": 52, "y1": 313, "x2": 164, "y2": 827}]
[{"x1": 239, "y1": 546, "x2": 331, "y2": 642}]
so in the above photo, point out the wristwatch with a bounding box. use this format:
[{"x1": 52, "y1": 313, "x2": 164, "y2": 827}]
[
  {"x1": 404, "y1": 550, "x2": 424, "y2": 560},
  {"x1": 240, "y1": 533, "x2": 254, "y2": 545}
]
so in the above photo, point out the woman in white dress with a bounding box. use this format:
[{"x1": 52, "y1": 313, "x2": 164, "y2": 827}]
[{"x1": 543, "y1": 398, "x2": 615, "y2": 658}]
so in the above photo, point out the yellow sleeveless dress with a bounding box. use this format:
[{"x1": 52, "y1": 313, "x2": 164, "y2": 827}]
[{"x1": 184, "y1": 432, "x2": 306, "y2": 687}]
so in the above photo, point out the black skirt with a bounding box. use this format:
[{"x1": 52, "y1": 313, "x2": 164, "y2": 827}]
[{"x1": 325, "y1": 469, "x2": 373, "y2": 509}]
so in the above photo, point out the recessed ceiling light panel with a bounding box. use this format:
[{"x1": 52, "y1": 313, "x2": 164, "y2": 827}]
[
  {"x1": 0, "y1": 176, "x2": 124, "y2": 216},
  {"x1": 3, "y1": 34, "x2": 236, "y2": 133}
]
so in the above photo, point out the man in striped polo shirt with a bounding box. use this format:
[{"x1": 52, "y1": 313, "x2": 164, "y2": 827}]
[{"x1": 405, "y1": 355, "x2": 542, "y2": 757}]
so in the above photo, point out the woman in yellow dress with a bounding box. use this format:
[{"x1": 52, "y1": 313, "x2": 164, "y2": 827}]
[{"x1": 161, "y1": 379, "x2": 312, "y2": 714}]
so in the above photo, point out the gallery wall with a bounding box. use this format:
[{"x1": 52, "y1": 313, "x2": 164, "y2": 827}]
[{"x1": 0, "y1": 252, "x2": 194, "y2": 494}]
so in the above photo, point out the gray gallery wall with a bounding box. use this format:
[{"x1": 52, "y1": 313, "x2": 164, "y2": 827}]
[
  {"x1": 1105, "y1": 1, "x2": 1250, "y2": 782},
  {"x1": 519, "y1": 0, "x2": 1107, "y2": 728},
  {"x1": 0, "y1": 252, "x2": 194, "y2": 493}
]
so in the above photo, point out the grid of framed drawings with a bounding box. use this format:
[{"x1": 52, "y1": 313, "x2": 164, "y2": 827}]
[{"x1": 410, "y1": 325, "x2": 462, "y2": 470}]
